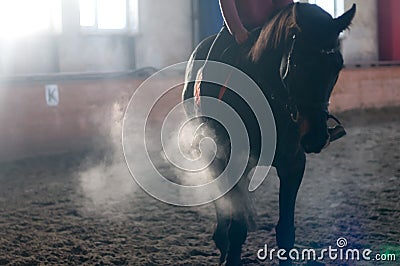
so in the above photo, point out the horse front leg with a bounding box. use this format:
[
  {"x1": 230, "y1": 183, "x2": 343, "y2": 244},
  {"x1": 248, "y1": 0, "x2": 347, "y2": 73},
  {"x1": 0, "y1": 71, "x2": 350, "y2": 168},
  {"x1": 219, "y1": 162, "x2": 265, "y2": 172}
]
[
  {"x1": 213, "y1": 164, "x2": 256, "y2": 266},
  {"x1": 213, "y1": 198, "x2": 231, "y2": 265},
  {"x1": 214, "y1": 178, "x2": 249, "y2": 266},
  {"x1": 275, "y1": 152, "x2": 306, "y2": 265}
]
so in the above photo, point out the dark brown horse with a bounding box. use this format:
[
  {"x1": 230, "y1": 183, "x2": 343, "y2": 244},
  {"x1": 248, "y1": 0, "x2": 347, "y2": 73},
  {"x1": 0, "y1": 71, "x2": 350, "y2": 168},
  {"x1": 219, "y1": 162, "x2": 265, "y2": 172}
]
[{"x1": 182, "y1": 3, "x2": 356, "y2": 265}]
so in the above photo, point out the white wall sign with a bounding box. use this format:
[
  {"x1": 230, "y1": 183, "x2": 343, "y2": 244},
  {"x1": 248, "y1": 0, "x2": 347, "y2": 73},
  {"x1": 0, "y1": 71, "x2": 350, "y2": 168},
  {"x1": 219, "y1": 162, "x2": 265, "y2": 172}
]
[{"x1": 45, "y1": 84, "x2": 59, "y2": 106}]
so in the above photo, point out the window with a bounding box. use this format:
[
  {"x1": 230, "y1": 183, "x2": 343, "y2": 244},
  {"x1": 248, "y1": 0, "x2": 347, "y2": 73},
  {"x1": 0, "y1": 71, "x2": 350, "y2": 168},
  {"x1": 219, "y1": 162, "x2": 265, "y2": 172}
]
[
  {"x1": 294, "y1": 0, "x2": 344, "y2": 18},
  {"x1": 79, "y1": 0, "x2": 139, "y2": 33},
  {"x1": 0, "y1": 0, "x2": 62, "y2": 39},
  {"x1": 308, "y1": 0, "x2": 344, "y2": 18}
]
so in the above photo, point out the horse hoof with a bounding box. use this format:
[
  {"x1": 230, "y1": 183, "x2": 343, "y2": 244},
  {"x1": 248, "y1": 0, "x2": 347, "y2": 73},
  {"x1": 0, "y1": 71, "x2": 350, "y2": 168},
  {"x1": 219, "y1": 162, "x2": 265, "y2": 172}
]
[
  {"x1": 279, "y1": 260, "x2": 293, "y2": 266},
  {"x1": 225, "y1": 255, "x2": 243, "y2": 266},
  {"x1": 223, "y1": 260, "x2": 243, "y2": 266},
  {"x1": 306, "y1": 260, "x2": 325, "y2": 266},
  {"x1": 218, "y1": 252, "x2": 227, "y2": 265}
]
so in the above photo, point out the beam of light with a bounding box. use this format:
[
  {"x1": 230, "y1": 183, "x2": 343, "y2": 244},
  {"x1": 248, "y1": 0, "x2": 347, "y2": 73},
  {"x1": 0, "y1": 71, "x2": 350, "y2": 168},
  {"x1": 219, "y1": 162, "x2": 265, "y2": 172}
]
[
  {"x1": 314, "y1": 0, "x2": 335, "y2": 17},
  {"x1": 79, "y1": 0, "x2": 96, "y2": 27},
  {"x1": 80, "y1": 0, "x2": 127, "y2": 30},
  {"x1": 308, "y1": 0, "x2": 344, "y2": 18},
  {"x1": 97, "y1": 0, "x2": 126, "y2": 29},
  {"x1": 335, "y1": 0, "x2": 345, "y2": 18},
  {"x1": 0, "y1": 0, "x2": 61, "y2": 40}
]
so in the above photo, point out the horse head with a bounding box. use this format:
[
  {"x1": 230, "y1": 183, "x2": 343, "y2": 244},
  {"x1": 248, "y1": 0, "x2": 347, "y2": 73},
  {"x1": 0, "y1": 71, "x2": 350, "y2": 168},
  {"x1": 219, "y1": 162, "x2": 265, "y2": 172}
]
[{"x1": 251, "y1": 3, "x2": 356, "y2": 154}]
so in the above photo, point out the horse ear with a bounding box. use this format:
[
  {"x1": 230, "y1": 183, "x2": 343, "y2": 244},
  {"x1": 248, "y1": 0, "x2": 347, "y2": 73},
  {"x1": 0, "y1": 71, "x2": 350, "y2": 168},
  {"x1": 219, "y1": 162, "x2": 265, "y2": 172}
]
[{"x1": 334, "y1": 4, "x2": 356, "y2": 33}]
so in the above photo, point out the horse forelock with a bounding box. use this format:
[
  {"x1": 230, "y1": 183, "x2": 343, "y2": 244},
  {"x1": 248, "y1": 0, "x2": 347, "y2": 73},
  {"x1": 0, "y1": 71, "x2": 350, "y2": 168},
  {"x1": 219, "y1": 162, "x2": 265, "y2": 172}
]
[{"x1": 250, "y1": 3, "x2": 299, "y2": 62}]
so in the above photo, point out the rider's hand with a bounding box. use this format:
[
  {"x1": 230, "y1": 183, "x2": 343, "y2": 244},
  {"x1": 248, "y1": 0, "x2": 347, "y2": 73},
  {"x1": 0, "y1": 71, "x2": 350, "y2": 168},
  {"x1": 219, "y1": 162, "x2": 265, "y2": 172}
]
[{"x1": 234, "y1": 28, "x2": 250, "y2": 45}]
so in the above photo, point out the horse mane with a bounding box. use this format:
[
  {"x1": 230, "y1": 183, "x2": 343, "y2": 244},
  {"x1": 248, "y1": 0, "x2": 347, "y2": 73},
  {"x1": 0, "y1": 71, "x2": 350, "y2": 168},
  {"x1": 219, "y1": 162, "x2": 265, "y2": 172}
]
[{"x1": 250, "y1": 3, "x2": 299, "y2": 62}]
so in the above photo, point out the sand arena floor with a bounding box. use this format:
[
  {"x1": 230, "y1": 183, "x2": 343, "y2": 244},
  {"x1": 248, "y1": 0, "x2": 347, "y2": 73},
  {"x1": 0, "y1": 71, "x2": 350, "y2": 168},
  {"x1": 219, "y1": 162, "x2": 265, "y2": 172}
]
[{"x1": 0, "y1": 107, "x2": 399, "y2": 265}]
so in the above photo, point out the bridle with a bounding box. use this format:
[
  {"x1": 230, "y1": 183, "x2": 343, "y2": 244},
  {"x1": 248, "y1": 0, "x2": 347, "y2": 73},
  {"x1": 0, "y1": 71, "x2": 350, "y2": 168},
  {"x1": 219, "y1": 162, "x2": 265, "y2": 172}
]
[
  {"x1": 274, "y1": 32, "x2": 347, "y2": 146},
  {"x1": 279, "y1": 34, "x2": 341, "y2": 123},
  {"x1": 216, "y1": 30, "x2": 343, "y2": 131}
]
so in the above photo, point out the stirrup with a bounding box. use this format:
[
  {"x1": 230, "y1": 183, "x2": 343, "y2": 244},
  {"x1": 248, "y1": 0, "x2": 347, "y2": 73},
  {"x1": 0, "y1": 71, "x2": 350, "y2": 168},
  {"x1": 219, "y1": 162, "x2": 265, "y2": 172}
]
[{"x1": 327, "y1": 114, "x2": 346, "y2": 142}]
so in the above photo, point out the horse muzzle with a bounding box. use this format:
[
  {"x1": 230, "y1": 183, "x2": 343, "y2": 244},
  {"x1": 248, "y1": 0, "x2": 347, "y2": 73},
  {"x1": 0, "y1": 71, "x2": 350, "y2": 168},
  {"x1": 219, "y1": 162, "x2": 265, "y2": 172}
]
[
  {"x1": 297, "y1": 114, "x2": 329, "y2": 154},
  {"x1": 301, "y1": 130, "x2": 330, "y2": 154}
]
